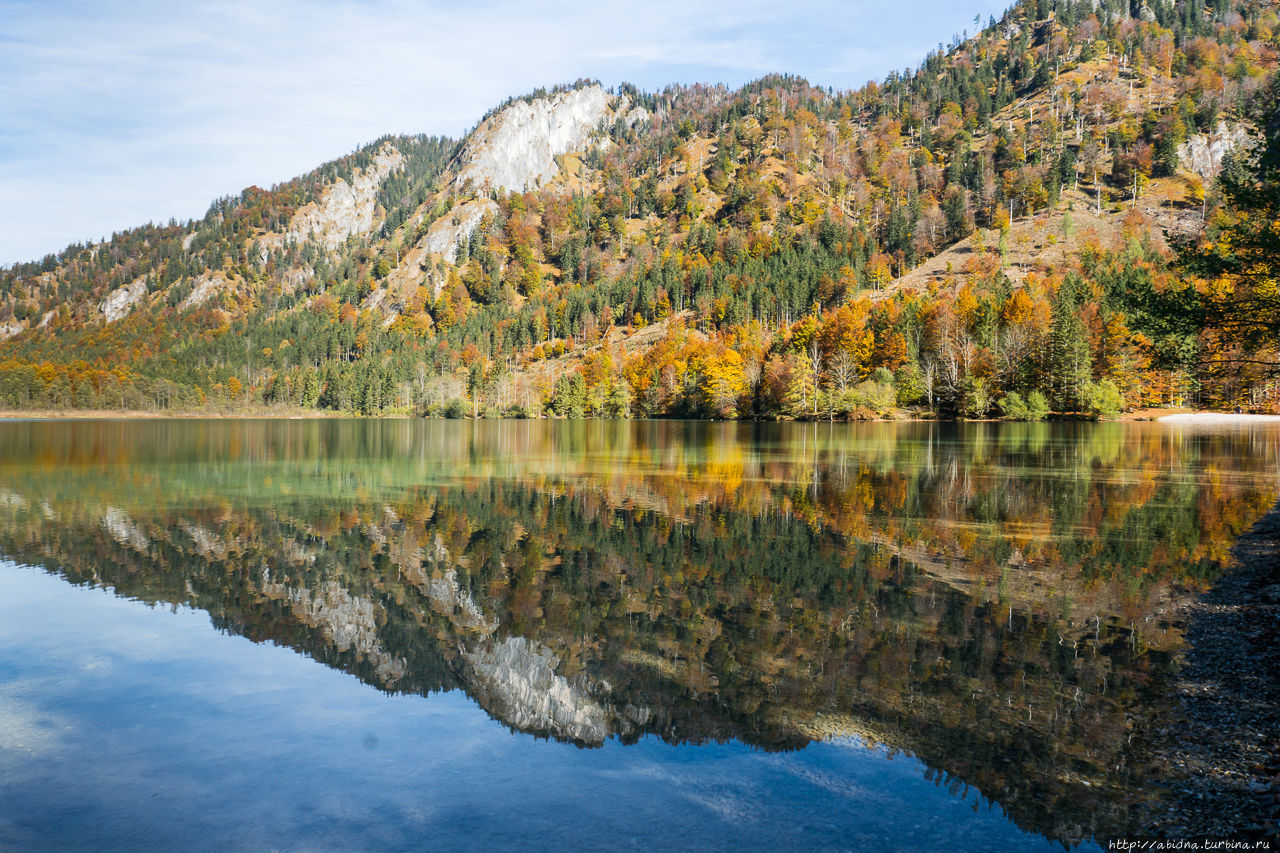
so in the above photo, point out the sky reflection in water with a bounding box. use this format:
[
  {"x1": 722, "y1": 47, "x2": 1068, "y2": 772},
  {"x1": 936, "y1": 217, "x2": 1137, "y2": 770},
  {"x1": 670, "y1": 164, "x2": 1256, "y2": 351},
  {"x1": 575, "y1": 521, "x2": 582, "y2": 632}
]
[
  {"x1": 0, "y1": 565, "x2": 1062, "y2": 852},
  {"x1": 2, "y1": 418, "x2": 1278, "y2": 850}
]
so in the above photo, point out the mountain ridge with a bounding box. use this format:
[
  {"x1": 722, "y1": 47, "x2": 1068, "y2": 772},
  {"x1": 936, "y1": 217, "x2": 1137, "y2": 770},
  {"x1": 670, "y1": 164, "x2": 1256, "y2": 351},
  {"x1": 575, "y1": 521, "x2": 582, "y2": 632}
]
[{"x1": 1, "y1": 0, "x2": 1276, "y2": 417}]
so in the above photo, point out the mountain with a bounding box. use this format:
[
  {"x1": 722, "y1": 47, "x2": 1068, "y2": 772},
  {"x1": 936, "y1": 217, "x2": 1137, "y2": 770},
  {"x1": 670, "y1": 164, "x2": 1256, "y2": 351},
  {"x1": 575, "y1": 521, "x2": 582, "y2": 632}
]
[{"x1": 0, "y1": 0, "x2": 1276, "y2": 418}]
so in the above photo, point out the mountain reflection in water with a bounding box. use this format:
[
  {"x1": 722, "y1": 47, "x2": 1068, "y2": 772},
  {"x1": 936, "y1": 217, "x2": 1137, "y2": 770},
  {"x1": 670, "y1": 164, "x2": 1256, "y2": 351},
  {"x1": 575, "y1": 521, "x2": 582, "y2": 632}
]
[{"x1": 0, "y1": 418, "x2": 1276, "y2": 846}]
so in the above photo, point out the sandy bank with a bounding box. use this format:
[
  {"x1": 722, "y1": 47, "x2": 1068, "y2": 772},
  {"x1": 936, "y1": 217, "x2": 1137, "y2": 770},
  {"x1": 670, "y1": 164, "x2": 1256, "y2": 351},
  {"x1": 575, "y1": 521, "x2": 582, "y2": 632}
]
[{"x1": 1158, "y1": 412, "x2": 1280, "y2": 423}]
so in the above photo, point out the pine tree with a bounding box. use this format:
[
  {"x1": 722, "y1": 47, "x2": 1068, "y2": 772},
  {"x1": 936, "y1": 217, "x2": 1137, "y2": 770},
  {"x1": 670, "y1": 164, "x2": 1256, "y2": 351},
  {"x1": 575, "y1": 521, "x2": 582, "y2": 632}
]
[{"x1": 1050, "y1": 303, "x2": 1092, "y2": 412}]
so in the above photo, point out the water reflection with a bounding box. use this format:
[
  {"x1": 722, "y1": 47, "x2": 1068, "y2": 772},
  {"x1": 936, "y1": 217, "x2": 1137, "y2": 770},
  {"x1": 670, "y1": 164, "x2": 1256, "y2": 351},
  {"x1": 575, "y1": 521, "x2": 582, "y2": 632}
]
[{"x1": 0, "y1": 418, "x2": 1276, "y2": 845}]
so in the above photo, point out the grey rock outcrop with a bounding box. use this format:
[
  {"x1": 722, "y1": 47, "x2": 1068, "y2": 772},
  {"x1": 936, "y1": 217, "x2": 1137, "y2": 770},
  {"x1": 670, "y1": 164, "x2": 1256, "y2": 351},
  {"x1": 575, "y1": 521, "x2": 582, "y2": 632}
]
[
  {"x1": 416, "y1": 533, "x2": 498, "y2": 633},
  {"x1": 385, "y1": 528, "x2": 646, "y2": 744},
  {"x1": 179, "y1": 271, "x2": 231, "y2": 310},
  {"x1": 1178, "y1": 121, "x2": 1252, "y2": 179},
  {"x1": 284, "y1": 144, "x2": 405, "y2": 250},
  {"x1": 102, "y1": 507, "x2": 150, "y2": 552},
  {"x1": 455, "y1": 85, "x2": 647, "y2": 194},
  {"x1": 99, "y1": 276, "x2": 150, "y2": 323},
  {"x1": 424, "y1": 198, "x2": 498, "y2": 263},
  {"x1": 181, "y1": 523, "x2": 227, "y2": 560},
  {"x1": 261, "y1": 575, "x2": 407, "y2": 685}
]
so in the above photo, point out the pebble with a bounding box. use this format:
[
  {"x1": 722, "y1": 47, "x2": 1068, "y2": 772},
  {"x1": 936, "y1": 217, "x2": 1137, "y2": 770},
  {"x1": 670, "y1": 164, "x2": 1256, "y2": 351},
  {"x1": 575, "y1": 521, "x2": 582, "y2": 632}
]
[{"x1": 1139, "y1": 498, "x2": 1280, "y2": 839}]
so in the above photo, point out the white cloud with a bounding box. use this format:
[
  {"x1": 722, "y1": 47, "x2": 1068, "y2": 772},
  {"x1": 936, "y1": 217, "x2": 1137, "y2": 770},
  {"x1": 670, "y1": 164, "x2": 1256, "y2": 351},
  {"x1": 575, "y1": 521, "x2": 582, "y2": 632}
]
[
  {"x1": 0, "y1": 689, "x2": 69, "y2": 756},
  {"x1": 0, "y1": 0, "x2": 1011, "y2": 264}
]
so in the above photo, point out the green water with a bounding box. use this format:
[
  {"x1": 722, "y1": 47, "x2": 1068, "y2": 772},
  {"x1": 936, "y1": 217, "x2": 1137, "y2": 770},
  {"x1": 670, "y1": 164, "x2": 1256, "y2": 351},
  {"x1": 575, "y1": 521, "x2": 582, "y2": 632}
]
[{"x1": 0, "y1": 418, "x2": 1276, "y2": 849}]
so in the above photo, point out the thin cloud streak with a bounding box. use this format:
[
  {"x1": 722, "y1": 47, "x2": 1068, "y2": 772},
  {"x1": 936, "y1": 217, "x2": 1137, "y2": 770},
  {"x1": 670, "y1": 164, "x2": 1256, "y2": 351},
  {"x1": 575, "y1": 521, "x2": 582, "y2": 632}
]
[{"x1": 0, "y1": 0, "x2": 1011, "y2": 264}]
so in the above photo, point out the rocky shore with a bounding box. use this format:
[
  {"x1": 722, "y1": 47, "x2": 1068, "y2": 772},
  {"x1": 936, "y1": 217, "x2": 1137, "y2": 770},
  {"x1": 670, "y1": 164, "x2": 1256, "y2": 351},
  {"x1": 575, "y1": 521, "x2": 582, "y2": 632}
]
[{"x1": 1141, "y1": 498, "x2": 1280, "y2": 841}]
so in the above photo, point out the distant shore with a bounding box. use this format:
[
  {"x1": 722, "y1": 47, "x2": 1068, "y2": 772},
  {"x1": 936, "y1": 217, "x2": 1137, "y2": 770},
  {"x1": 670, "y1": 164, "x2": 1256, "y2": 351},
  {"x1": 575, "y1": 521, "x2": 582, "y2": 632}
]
[
  {"x1": 0, "y1": 408, "x2": 345, "y2": 420},
  {"x1": 0, "y1": 407, "x2": 1277, "y2": 423}
]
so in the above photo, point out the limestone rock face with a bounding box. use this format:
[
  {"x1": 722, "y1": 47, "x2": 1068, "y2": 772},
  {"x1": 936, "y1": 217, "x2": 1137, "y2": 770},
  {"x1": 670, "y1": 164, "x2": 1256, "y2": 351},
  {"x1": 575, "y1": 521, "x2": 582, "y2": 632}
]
[
  {"x1": 179, "y1": 271, "x2": 231, "y2": 310},
  {"x1": 379, "y1": 198, "x2": 499, "y2": 301},
  {"x1": 422, "y1": 197, "x2": 496, "y2": 270},
  {"x1": 387, "y1": 87, "x2": 647, "y2": 278},
  {"x1": 455, "y1": 85, "x2": 647, "y2": 194},
  {"x1": 285, "y1": 144, "x2": 405, "y2": 249},
  {"x1": 1178, "y1": 121, "x2": 1252, "y2": 178},
  {"x1": 409, "y1": 533, "x2": 498, "y2": 633},
  {"x1": 0, "y1": 322, "x2": 24, "y2": 341},
  {"x1": 279, "y1": 266, "x2": 312, "y2": 294},
  {"x1": 423, "y1": 199, "x2": 498, "y2": 265},
  {"x1": 100, "y1": 276, "x2": 149, "y2": 323}
]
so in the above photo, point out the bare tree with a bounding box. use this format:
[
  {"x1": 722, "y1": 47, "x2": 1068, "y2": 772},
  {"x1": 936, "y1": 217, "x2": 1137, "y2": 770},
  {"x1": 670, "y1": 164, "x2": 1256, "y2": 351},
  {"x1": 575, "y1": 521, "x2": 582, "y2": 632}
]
[
  {"x1": 807, "y1": 339, "x2": 825, "y2": 416},
  {"x1": 830, "y1": 349, "x2": 857, "y2": 394}
]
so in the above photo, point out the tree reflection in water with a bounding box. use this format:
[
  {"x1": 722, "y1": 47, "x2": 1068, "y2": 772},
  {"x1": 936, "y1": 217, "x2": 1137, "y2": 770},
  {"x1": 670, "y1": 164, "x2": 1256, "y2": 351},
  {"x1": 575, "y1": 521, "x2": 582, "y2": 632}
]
[{"x1": 0, "y1": 418, "x2": 1275, "y2": 845}]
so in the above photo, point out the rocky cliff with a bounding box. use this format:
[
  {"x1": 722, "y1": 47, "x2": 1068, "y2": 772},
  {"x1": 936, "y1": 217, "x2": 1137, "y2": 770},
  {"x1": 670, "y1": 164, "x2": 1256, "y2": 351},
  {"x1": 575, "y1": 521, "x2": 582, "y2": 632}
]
[
  {"x1": 455, "y1": 85, "x2": 647, "y2": 194},
  {"x1": 282, "y1": 144, "x2": 406, "y2": 250},
  {"x1": 179, "y1": 271, "x2": 232, "y2": 311},
  {"x1": 99, "y1": 276, "x2": 150, "y2": 323},
  {"x1": 1178, "y1": 120, "x2": 1252, "y2": 178}
]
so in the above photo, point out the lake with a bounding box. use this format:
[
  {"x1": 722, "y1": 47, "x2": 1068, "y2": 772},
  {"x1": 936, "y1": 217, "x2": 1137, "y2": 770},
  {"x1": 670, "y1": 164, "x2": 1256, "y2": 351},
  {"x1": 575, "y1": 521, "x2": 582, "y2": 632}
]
[{"x1": 0, "y1": 418, "x2": 1276, "y2": 851}]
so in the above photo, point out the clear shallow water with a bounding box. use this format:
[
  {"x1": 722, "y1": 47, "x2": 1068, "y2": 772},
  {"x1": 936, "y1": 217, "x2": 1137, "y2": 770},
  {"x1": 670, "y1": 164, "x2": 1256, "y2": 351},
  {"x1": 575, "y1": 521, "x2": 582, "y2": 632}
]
[
  {"x1": 0, "y1": 565, "x2": 1054, "y2": 853},
  {"x1": 0, "y1": 418, "x2": 1277, "y2": 851}
]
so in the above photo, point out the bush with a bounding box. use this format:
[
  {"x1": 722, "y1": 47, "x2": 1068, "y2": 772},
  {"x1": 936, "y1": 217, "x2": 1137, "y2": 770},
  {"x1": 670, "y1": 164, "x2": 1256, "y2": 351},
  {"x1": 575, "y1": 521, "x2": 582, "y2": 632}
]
[
  {"x1": 830, "y1": 380, "x2": 896, "y2": 418},
  {"x1": 961, "y1": 377, "x2": 993, "y2": 418},
  {"x1": 1026, "y1": 390, "x2": 1050, "y2": 419},
  {"x1": 1082, "y1": 379, "x2": 1124, "y2": 418},
  {"x1": 442, "y1": 398, "x2": 469, "y2": 419},
  {"x1": 894, "y1": 362, "x2": 925, "y2": 406},
  {"x1": 1001, "y1": 389, "x2": 1050, "y2": 421}
]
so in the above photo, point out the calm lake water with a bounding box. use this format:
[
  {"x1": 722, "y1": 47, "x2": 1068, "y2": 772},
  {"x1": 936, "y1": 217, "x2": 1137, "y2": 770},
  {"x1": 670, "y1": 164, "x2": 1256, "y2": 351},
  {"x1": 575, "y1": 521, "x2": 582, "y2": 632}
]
[{"x1": 0, "y1": 418, "x2": 1277, "y2": 851}]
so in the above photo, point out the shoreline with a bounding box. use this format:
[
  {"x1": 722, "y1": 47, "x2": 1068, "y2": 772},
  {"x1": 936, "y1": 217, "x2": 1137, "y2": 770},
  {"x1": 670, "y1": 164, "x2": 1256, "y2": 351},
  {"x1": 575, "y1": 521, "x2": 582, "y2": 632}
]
[
  {"x1": 1, "y1": 407, "x2": 1278, "y2": 424},
  {"x1": 1140, "y1": 498, "x2": 1280, "y2": 840},
  {"x1": 1157, "y1": 413, "x2": 1280, "y2": 424},
  {"x1": 0, "y1": 408, "x2": 347, "y2": 420}
]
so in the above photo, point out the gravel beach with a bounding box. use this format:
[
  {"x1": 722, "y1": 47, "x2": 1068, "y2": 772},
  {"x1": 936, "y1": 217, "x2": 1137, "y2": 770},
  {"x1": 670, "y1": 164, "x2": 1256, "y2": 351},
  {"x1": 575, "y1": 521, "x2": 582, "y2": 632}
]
[{"x1": 1140, "y1": 497, "x2": 1280, "y2": 842}]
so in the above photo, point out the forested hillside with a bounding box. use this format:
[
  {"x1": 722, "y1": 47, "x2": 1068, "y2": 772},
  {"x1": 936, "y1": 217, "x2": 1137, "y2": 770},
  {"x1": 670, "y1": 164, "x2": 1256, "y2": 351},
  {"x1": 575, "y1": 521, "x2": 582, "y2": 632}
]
[{"x1": 1, "y1": 0, "x2": 1277, "y2": 418}]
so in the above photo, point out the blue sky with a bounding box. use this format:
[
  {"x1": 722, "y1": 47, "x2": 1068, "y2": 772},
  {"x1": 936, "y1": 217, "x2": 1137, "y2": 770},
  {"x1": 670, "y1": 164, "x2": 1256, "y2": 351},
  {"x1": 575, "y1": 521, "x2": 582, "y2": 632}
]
[{"x1": 0, "y1": 0, "x2": 1012, "y2": 266}]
